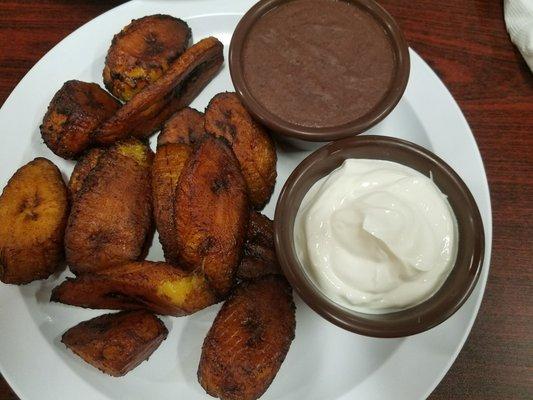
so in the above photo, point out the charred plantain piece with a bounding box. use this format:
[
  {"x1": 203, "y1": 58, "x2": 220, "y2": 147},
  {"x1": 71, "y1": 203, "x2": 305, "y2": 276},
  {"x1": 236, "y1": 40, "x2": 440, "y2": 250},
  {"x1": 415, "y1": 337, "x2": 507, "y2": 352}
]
[
  {"x1": 152, "y1": 143, "x2": 192, "y2": 264},
  {"x1": 175, "y1": 136, "x2": 248, "y2": 296},
  {"x1": 62, "y1": 310, "x2": 168, "y2": 377},
  {"x1": 40, "y1": 80, "x2": 121, "y2": 159},
  {"x1": 68, "y1": 148, "x2": 105, "y2": 200},
  {"x1": 157, "y1": 107, "x2": 205, "y2": 146},
  {"x1": 0, "y1": 158, "x2": 68, "y2": 284},
  {"x1": 198, "y1": 276, "x2": 296, "y2": 400},
  {"x1": 152, "y1": 107, "x2": 204, "y2": 263},
  {"x1": 237, "y1": 212, "x2": 281, "y2": 281},
  {"x1": 94, "y1": 37, "x2": 224, "y2": 144},
  {"x1": 51, "y1": 261, "x2": 217, "y2": 316},
  {"x1": 65, "y1": 139, "x2": 153, "y2": 274},
  {"x1": 204, "y1": 92, "x2": 277, "y2": 209},
  {"x1": 126, "y1": 37, "x2": 223, "y2": 140},
  {"x1": 103, "y1": 15, "x2": 191, "y2": 102},
  {"x1": 237, "y1": 258, "x2": 279, "y2": 282}
]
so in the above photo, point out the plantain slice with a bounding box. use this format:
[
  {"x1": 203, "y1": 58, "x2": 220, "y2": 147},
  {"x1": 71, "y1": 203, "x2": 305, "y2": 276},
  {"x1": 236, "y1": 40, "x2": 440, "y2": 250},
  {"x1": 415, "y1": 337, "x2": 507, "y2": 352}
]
[
  {"x1": 40, "y1": 80, "x2": 121, "y2": 159},
  {"x1": 0, "y1": 158, "x2": 68, "y2": 284},
  {"x1": 175, "y1": 136, "x2": 248, "y2": 296},
  {"x1": 64, "y1": 139, "x2": 154, "y2": 274},
  {"x1": 68, "y1": 148, "x2": 105, "y2": 200},
  {"x1": 127, "y1": 38, "x2": 223, "y2": 140},
  {"x1": 198, "y1": 276, "x2": 296, "y2": 400},
  {"x1": 152, "y1": 143, "x2": 192, "y2": 264},
  {"x1": 51, "y1": 261, "x2": 217, "y2": 316},
  {"x1": 157, "y1": 107, "x2": 205, "y2": 146},
  {"x1": 94, "y1": 37, "x2": 224, "y2": 144},
  {"x1": 103, "y1": 15, "x2": 191, "y2": 102},
  {"x1": 62, "y1": 310, "x2": 168, "y2": 377},
  {"x1": 204, "y1": 92, "x2": 277, "y2": 209},
  {"x1": 237, "y1": 212, "x2": 281, "y2": 281}
]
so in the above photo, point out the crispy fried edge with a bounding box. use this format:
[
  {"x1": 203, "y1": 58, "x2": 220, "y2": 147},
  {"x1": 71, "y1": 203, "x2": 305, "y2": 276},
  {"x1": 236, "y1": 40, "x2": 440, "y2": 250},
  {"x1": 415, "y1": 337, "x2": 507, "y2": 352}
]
[
  {"x1": 157, "y1": 107, "x2": 205, "y2": 146},
  {"x1": 152, "y1": 143, "x2": 192, "y2": 264},
  {"x1": 68, "y1": 148, "x2": 105, "y2": 201},
  {"x1": 236, "y1": 212, "x2": 281, "y2": 280}
]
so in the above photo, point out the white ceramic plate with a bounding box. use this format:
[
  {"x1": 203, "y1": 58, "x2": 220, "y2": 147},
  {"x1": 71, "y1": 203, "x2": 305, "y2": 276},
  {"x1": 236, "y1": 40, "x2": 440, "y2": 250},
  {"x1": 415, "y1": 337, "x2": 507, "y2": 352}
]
[{"x1": 0, "y1": 1, "x2": 492, "y2": 399}]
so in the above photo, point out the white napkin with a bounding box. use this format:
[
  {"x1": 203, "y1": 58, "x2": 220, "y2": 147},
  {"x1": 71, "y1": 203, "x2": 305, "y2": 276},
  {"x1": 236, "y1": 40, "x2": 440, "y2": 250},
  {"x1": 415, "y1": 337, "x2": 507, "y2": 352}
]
[{"x1": 504, "y1": 0, "x2": 533, "y2": 72}]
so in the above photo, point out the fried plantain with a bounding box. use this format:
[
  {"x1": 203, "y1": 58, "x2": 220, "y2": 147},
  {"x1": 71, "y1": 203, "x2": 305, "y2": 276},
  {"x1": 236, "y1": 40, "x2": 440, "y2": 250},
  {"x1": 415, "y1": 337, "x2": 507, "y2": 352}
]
[
  {"x1": 125, "y1": 37, "x2": 223, "y2": 140},
  {"x1": 0, "y1": 158, "x2": 68, "y2": 284},
  {"x1": 152, "y1": 143, "x2": 192, "y2": 264},
  {"x1": 175, "y1": 136, "x2": 248, "y2": 296},
  {"x1": 103, "y1": 15, "x2": 191, "y2": 102},
  {"x1": 62, "y1": 310, "x2": 168, "y2": 377},
  {"x1": 64, "y1": 139, "x2": 153, "y2": 274},
  {"x1": 198, "y1": 276, "x2": 296, "y2": 400},
  {"x1": 237, "y1": 212, "x2": 281, "y2": 281},
  {"x1": 157, "y1": 107, "x2": 205, "y2": 146},
  {"x1": 40, "y1": 80, "x2": 121, "y2": 159},
  {"x1": 94, "y1": 37, "x2": 224, "y2": 144},
  {"x1": 68, "y1": 148, "x2": 105, "y2": 200},
  {"x1": 51, "y1": 261, "x2": 217, "y2": 316},
  {"x1": 204, "y1": 92, "x2": 277, "y2": 209}
]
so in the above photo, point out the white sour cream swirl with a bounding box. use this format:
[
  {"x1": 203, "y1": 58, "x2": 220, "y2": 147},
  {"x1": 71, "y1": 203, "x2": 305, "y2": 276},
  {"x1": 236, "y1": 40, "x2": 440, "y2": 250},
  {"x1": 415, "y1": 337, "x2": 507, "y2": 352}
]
[{"x1": 294, "y1": 159, "x2": 458, "y2": 313}]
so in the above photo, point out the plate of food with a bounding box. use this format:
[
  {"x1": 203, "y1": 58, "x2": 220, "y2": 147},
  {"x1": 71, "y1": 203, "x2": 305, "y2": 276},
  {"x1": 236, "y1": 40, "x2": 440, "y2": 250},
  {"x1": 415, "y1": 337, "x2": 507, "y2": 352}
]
[{"x1": 0, "y1": 0, "x2": 492, "y2": 399}]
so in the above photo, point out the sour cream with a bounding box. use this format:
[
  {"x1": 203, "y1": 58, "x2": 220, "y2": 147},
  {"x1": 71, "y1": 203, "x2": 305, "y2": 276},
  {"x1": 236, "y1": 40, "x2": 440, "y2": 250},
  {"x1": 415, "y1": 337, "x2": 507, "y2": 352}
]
[{"x1": 294, "y1": 159, "x2": 458, "y2": 313}]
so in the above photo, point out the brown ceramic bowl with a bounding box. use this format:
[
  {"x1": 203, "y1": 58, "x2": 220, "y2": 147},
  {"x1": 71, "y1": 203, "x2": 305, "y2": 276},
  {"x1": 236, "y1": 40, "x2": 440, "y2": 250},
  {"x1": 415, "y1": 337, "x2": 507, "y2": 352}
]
[
  {"x1": 230, "y1": 0, "x2": 410, "y2": 147},
  {"x1": 274, "y1": 135, "x2": 484, "y2": 337}
]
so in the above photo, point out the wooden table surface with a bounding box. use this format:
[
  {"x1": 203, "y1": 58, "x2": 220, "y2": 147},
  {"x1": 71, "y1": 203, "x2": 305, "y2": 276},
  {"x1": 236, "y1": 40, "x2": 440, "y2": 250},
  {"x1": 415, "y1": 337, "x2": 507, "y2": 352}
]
[{"x1": 0, "y1": 0, "x2": 531, "y2": 399}]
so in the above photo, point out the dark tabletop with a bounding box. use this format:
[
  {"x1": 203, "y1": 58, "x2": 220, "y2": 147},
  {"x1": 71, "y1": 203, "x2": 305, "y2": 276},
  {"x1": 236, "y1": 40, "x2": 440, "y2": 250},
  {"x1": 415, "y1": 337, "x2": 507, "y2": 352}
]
[{"x1": 0, "y1": 0, "x2": 531, "y2": 399}]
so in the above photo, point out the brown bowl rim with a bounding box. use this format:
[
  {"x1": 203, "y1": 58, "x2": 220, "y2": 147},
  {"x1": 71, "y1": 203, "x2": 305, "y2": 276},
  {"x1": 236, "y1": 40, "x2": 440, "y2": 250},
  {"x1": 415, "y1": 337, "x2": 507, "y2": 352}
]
[
  {"x1": 229, "y1": 0, "x2": 411, "y2": 141},
  {"x1": 274, "y1": 135, "x2": 485, "y2": 337}
]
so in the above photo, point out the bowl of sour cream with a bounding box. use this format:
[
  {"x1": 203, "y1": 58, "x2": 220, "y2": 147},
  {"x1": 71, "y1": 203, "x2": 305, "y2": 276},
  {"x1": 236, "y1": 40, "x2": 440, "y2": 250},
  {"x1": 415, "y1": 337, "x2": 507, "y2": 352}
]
[{"x1": 274, "y1": 135, "x2": 484, "y2": 337}]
